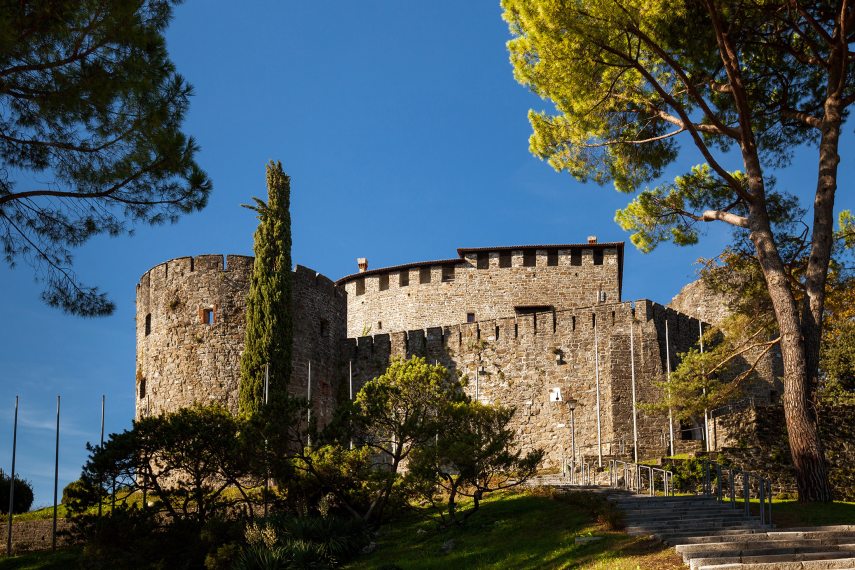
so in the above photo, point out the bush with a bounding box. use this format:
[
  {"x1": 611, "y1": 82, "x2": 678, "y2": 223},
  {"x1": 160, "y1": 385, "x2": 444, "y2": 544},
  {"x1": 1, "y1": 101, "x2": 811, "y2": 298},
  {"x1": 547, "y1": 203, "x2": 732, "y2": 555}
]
[
  {"x1": 235, "y1": 514, "x2": 371, "y2": 569},
  {"x1": 0, "y1": 469, "x2": 34, "y2": 514}
]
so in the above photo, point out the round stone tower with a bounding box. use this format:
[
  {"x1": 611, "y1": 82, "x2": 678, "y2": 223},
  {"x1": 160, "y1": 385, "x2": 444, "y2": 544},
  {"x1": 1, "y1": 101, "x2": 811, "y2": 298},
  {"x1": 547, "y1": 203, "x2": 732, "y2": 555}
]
[{"x1": 135, "y1": 255, "x2": 346, "y2": 423}]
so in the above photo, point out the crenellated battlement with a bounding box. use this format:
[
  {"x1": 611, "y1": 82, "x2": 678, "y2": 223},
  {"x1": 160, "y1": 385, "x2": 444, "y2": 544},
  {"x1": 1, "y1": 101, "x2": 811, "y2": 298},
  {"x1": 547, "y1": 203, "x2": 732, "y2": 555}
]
[{"x1": 340, "y1": 300, "x2": 701, "y2": 356}]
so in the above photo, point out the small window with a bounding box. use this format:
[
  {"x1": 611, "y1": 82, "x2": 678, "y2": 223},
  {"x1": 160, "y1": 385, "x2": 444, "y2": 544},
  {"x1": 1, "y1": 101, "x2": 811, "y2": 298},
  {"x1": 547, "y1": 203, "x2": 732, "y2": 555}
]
[
  {"x1": 139, "y1": 378, "x2": 146, "y2": 400},
  {"x1": 547, "y1": 250, "x2": 558, "y2": 266},
  {"x1": 379, "y1": 273, "x2": 389, "y2": 291},
  {"x1": 571, "y1": 249, "x2": 582, "y2": 266},
  {"x1": 355, "y1": 278, "x2": 365, "y2": 295},
  {"x1": 523, "y1": 250, "x2": 536, "y2": 267},
  {"x1": 499, "y1": 252, "x2": 512, "y2": 268},
  {"x1": 467, "y1": 312, "x2": 475, "y2": 323},
  {"x1": 419, "y1": 267, "x2": 431, "y2": 284},
  {"x1": 399, "y1": 270, "x2": 409, "y2": 286},
  {"x1": 320, "y1": 318, "x2": 328, "y2": 337},
  {"x1": 144, "y1": 314, "x2": 152, "y2": 336},
  {"x1": 377, "y1": 321, "x2": 382, "y2": 330},
  {"x1": 442, "y1": 266, "x2": 455, "y2": 282},
  {"x1": 476, "y1": 252, "x2": 489, "y2": 269},
  {"x1": 593, "y1": 249, "x2": 604, "y2": 265},
  {"x1": 202, "y1": 308, "x2": 215, "y2": 325}
]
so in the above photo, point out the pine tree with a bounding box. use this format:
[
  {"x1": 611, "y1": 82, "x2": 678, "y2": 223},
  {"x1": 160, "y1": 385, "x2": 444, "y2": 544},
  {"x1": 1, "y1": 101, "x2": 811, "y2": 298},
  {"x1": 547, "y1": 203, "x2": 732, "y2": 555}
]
[{"x1": 239, "y1": 161, "x2": 292, "y2": 416}]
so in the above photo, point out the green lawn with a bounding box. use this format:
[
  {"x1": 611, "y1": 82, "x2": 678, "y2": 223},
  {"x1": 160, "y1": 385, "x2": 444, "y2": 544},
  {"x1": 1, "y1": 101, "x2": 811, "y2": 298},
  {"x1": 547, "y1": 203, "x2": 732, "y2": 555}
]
[
  {"x1": 345, "y1": 489, "x2": 683, "y2": 570},
  {"x1": 0, "y1": 548, "x2": 80, "y2": 570},
  {"x1": 769, "y1": 500, "x2": 855, "y2": 528}
]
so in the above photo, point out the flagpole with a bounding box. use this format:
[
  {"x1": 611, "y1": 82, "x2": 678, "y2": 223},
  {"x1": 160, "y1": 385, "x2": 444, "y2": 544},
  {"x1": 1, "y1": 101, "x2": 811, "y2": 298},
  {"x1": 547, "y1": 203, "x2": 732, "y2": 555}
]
[
  {"x1": 98, "y1": 395, "x2": 105, "y2": 519},
  {"x1": 6, "y1": 396, "x2": 18, "y2": 557},
  {"x1": 594, "y1": 314, "x2": 602, "y2": 468},
  {"x1": 52, "y1": 396, "x2": 60, "y2": 550},
  {"x1": 665, "y1": 319, "x2": 675, "y2": 456},
  {"x1": 630, "y1": 316, "x2": 639, "y2": 463}
]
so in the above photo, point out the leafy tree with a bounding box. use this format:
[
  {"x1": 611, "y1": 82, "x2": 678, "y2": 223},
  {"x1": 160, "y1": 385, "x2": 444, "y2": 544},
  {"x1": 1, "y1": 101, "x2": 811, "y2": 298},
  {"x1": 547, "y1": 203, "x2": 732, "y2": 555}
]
[
  {"x1": 294, "y1": 357, "x2": 465, "y2": 524},
  {"x1": 68, "y1": 405, "x2": 263, "y2": 526},
  {"x1": 407, "y1": 401, "x2": 543, "y2": 526},
  {"x1": 662, "y1": 210, "x2": 855, "y2": 418},
  {"x1": 0, "y1": 1, "x2": 211, "y2": 316},
  {"x1": 239, "y1": 161, "x2": 293, "y2": 416},
  {"x1": 0, "y1": 470, "x2": 33, "y2": 514},
  {"x1": 503, "y1": 0, "x2": 854, "y2": 501}
]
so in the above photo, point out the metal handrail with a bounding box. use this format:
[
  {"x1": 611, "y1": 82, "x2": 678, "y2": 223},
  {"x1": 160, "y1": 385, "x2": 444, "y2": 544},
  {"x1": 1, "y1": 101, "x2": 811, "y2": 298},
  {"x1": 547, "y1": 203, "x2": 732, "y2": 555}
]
[
  {"x1": 609, "y1": 459, "x2": 673, "y2": 496},
  {"x1": 563, "y1": 458, "x2": 593, "y2": 485},
  {"x1": 700, "y1": 459, "x2": 772, "y2": 527}
]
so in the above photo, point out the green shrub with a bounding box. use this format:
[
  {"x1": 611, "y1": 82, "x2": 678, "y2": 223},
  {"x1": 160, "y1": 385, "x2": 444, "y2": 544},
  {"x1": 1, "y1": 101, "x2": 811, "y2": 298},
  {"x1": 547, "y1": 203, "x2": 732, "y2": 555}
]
[{"x1": 0, "y1": 469, "x2": 33, "y2": 514}]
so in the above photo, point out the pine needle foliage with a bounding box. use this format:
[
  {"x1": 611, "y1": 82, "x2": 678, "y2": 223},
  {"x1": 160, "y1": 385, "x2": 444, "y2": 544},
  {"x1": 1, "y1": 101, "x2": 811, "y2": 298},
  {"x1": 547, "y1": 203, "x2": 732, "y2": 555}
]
[{"x1": 239, "y1": 161, "x2": 293, "y2": 416}]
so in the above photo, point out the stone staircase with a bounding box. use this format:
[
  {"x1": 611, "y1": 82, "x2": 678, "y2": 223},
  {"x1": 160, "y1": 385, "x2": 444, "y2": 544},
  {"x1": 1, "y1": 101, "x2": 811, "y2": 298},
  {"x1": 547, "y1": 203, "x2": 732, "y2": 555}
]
[{"x1": 611, "y1": 493, "x2": 855, "y2": 569}]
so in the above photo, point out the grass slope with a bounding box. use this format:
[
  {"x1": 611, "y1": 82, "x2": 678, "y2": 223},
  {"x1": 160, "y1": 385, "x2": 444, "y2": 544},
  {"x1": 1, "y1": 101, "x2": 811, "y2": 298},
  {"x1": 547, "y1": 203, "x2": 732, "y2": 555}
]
[{"x1": 346, "y1": 490, "x2": 683, "y2": 570}]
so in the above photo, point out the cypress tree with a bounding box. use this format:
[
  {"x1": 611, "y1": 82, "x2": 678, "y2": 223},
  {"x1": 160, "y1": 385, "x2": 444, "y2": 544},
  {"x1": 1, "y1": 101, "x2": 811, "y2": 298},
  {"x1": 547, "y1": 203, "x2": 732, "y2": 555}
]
[{"x1": 239, "y1": 161, "x2": 293, "y2": 416}]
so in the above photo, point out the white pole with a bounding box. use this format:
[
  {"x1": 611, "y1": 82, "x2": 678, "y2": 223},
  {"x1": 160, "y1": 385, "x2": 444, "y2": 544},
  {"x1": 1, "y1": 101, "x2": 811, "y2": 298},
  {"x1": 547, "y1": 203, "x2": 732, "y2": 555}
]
[
  {"x1": 630, "y1": 318, "x2": 639, "y2": 463},
  {"x1": 264, "y1": 363, "x2": 269, "y2": 405},
  {"x1": 52, "y1": 396, "x2": 60, "y2": 551},
  {"x1": 665, "y1": 319, "x2": 675, "y2": 456},
  {"x1": 307, "y1": 361, "x2": 312, "y2": 448},
  {"x1": 700, "y1": 320, "x2": 710, "y2": 451},
  {"x1": 475, "y1": 366, "x2": 479, "y2": 402},
  {"x1": 98, "y1": 395, "x2": 105, "y2": 519},
  {"x1": 349, "y1": 360, "x2": 354, "y2": 450},
  {"x1": 594, "y1": 314, "x2": 603, "y2": 468},
  {"x1": 7, "y1": 396, "x2": 18, "y2": 556}
]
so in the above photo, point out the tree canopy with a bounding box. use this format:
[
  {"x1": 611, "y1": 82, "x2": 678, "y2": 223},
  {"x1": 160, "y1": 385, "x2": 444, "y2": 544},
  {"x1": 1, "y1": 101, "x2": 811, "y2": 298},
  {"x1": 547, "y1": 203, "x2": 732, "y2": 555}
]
[
  {"x1": 503, "y1": 0, "x2": 853, "y2": 501},
  {"x1": 0, "y1": 0, "x2": 210, "y2": 316}
]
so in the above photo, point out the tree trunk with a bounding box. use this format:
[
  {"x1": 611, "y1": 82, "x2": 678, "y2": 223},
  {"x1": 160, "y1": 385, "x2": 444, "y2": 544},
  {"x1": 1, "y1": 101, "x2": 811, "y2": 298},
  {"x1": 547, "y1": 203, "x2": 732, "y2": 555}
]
[
  {"x1": 749, "y1": 207, "x2": 832, "y2": 502},
  {"x1": 801, "y1": 55, "x2": 845, "y2": 409}
]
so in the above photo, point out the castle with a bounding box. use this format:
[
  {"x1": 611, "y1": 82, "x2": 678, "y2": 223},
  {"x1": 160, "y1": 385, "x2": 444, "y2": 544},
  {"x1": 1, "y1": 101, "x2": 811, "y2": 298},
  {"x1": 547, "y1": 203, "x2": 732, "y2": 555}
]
[{"x1": 135, "y1": 238, "x2": 775, "y2": 469}]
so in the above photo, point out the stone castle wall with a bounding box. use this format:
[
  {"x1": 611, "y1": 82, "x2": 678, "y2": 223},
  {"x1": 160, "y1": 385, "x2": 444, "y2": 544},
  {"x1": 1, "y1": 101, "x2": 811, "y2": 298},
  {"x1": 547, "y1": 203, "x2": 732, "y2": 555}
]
[
  {"x1": 135, "y1": 244, "x2": 722, "y2": 467},
  {"x1": 135, "y1": 255, "x2": 346, "y2": 425},
  {"x1": 340, "y1": 245, "x2": 622, "y2": 338},
  {"x1": 669, "y1": 277, "x2": 784, "y2": 449},
  {"x1": 341, "y1": 299, "x2": 704, "y2": 468}
]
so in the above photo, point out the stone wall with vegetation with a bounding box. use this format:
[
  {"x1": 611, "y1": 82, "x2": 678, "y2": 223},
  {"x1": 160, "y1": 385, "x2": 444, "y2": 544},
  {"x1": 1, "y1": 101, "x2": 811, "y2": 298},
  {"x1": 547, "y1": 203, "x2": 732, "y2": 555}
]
[
  {"x1": 0, "y1": 519, "x2": 70, "y2": 554},
  {"x1": 719, "y1": 404, "x2": 855, "y2": 499}
]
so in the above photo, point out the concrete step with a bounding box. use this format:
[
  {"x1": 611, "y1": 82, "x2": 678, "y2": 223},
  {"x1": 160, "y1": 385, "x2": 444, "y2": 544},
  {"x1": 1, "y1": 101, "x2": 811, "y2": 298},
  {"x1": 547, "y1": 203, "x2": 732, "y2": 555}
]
[
  {"x1": 669, "y1": 531, "x2": 855, "y2": 546},
  {"x1": 682, "y1": 541, "x2": 855, "y2": 563},
  {"x1": 697, "y1": 556, "x2": 855, "y2": 569},
  {"x1": 692, "y1": 550, "x2": 855, "y2": 570},
  {"x1": 624, "y1": 511, "x2": 752, "y2": 522},
  {"x1": 627, "y1": 523, "x2": 761, "y2": 536},
  {"x1": 678, "y1": 538, "x2": 849, "y2": 556},
  {"x1": 659, "y1": 529, "x2": 771, "y2": 544}
]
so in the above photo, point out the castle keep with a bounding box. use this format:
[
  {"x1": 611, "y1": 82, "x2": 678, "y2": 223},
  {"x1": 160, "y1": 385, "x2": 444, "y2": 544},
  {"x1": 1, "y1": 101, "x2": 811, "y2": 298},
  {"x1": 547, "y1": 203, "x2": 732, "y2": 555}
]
[{"x1": 136, "y1": 239, "x2": 747, "y2": 468}]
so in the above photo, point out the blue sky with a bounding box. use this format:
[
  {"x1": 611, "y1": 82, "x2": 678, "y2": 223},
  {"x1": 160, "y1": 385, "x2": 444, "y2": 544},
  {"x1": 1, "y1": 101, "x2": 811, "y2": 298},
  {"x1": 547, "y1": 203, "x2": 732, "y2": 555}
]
[{"x1": 0, "y1": 2, "x2": 851, "y2": 507}]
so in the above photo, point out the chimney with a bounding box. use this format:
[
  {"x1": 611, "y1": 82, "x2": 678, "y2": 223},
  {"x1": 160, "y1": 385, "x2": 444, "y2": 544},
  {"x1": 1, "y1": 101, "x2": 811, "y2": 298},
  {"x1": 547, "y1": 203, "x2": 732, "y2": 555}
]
[
  {"x1": 357, "y1": 258, "x2": 368, "y2": 273},
  {"x1": 587, "y1": 235, "x2": 598, "y2": 244}
]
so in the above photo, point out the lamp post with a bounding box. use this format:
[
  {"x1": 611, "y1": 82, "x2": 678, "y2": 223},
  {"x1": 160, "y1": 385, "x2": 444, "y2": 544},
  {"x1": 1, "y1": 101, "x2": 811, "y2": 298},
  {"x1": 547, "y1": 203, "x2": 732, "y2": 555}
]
[
  {"x1": 566, "y1": 397, "x2": 578, "y2": 477},
  {"x1": 475, "y1": 364, "x2": 486, "y2": 402}
]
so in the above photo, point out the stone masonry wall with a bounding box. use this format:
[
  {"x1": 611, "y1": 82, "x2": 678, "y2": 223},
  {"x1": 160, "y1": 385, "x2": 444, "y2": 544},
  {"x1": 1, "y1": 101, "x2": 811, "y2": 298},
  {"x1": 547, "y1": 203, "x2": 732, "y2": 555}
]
[
  {"x1": 670, "y1": 278, "x2": 784, "y2": 449},
  {"x1": 340, "y1": 300, "x2": 703, "y2": 469},
  {"x1": 135, "y1": 255, "x2": 346, "y2": 425},
  {"x1": 341, "y1": 246, "x2": 621, "y2": 338}
]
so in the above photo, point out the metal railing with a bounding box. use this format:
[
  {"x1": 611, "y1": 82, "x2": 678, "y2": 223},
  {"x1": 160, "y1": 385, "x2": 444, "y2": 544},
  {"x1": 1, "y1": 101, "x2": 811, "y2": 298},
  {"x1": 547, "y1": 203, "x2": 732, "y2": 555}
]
[
  {"x1": 700, "y1": 459, "x2": 773, "y2": 526},
  {"x1": 609, "y1": 459, "x2": 673, "y2": 496},
  {"x1": 562, "y1": 458, "x2": 594, "y2": 485}
]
